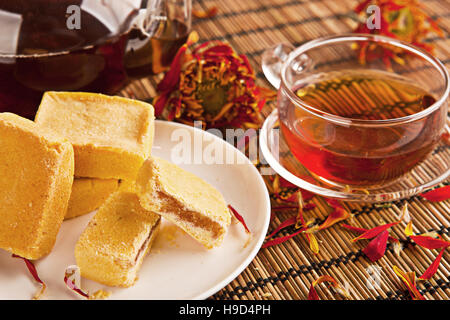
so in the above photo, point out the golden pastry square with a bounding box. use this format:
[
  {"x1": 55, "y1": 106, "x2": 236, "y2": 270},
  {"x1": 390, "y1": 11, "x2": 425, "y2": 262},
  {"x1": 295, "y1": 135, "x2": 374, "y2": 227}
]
[
  {"x1": 75, "y1": 191, "x2": 161, "y2": 287},
  {"x1": 65, "y1": 178, "x2": 119, "y2": 220},
  {"x1": 35, "y1": 92, "x2": 155, "y2": 180},
  {"x1": 0, "y1": 113, "x2": 74, "y2": 260},
  {"x1": 136, "y1": 156, "x2": 231, "y2": 249}
]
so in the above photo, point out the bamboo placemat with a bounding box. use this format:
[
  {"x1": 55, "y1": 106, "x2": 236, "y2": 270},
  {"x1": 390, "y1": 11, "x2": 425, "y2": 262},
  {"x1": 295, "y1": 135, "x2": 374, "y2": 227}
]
[{"x1": 121, "y1": 0, "x2": 450, "y2": 300}]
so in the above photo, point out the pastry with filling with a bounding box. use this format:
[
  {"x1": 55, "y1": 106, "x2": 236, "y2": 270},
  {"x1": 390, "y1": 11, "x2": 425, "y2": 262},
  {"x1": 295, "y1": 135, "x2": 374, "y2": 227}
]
[
  {"x1": 0, "y1": 113, "x2": 74, "y2": 259},
  {"x1": 35, "y1": 92, "x2": 155, "y2": 180},
  {"x1": 136, "y1": 156, "x2": 230, "y2": 249},
  {"x1": 75, "y1": 191, "x2": 160, "y2": 287},
  {"x1": 65, "y1": 178, "x2": 119, "y2": 220}
]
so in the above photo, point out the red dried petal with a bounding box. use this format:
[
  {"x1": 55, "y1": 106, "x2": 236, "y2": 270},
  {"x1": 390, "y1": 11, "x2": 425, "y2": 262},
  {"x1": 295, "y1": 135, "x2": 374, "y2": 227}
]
[
  {"x1": 325, "y1": 198, "x2": 343, "y2": 209},
  {"x1": 12, "y1": 254, "x2": 46, "y2": 299},
  {"x1": 203, "y1": 45, "x2": 234, "y2": 57},
  {"x1": 351, "y1": 221, "x2": 399, "y2": 242},
  {"x1": 350, "y1": 204, "x2": 408, "y2": 242},
  {"x1": 153, "y1": 92, "x2": 170, "y2": 116},
  {"x1": 262, "y1": 226, "x2": 307, "y2": 248},
  {"x1": 362, "y1": 230, "x2": 389, "y2": 262},
  {"x1": 64, "y1": 275, "x2": 90, "y2": 299},
  {"x1": 228, "y1": 204, "x2": 251, "y2": 233},
  {"x1": 239, "y1": 54, "x2": 253, "y2": 74},
  {"x1": 420, "y1": 186, "x2": 450, "y2": 202},
  {"x1": 342, "y1": 224, "x2": 399, "y2": 242},
  {"x1": 308, "y1": 284, "x2": 320, "y2": 300},
  {"x1": 157, "y1": 32, "x2": 198, "y2": 93},
  {"x1": 156, "y1": 46, "x2": 186, "y2": 92},
  {"x1": 418, "y1": 247, "x2": 446, "y2": 280},
  {"x1": 266, "y1": 216, "x2": 296, "y2": 239},
  {"x1": 256, "y1": 98, "x2": 266, "y2": 112},
  {"x1": 410, "y1": 235, "x2": 450, "y2": 250}
]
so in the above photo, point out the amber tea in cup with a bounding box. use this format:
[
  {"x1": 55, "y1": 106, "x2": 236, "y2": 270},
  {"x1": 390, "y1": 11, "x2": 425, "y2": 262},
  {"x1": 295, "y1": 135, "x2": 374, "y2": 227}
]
[
  {"x1": 281, "y1": 69, "x2": 441, "y2": 186},
  {"x1": 265, "y1": 35, "x2": 449, "y2": 188}
]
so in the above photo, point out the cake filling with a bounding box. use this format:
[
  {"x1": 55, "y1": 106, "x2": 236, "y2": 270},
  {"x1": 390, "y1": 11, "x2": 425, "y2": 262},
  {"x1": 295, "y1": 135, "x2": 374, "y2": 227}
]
[
  {"x1": 156, "y1": 191, "x2": 223, "y2": 238},
  {"x1": 134, "y1": 219, "x2": 160, "y2": 264}
]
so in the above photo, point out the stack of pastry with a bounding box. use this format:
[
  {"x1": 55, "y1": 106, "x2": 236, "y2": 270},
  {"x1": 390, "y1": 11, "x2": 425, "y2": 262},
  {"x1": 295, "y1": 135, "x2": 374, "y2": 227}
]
[{"x1": 0, "y1": 91, "x2": 231, "y2": 288}]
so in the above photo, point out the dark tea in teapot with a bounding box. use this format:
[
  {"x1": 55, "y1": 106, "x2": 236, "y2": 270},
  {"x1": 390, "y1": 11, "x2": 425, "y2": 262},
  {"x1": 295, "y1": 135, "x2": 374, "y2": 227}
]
[
  {"x1": 0, "y1": 0, "x2": 139, "y2": 119},
  {"x1": 124, "y1": 19, "x2": 189, "y2": 78}
]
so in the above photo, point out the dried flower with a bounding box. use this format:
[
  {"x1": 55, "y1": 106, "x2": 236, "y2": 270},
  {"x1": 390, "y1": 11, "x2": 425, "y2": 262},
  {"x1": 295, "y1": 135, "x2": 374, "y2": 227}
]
[
  {"x1": 154, "y1": 34, "x2": 275, "y2": 129},
  {"x1": 353, "y1": 0, "x2": 443, "y2": 68}
]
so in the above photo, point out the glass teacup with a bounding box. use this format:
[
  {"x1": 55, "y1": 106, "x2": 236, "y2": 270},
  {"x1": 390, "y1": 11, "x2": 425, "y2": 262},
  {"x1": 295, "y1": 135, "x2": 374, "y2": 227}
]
[{"x1": 262, "y1": 34, "x2": 449, "y2": 189}]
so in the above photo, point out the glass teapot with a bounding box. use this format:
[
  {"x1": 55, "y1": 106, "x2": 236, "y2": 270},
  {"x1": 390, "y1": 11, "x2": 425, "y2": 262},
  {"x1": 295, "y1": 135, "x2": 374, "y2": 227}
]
[{"x1": 0, "y1": 0, "x2": 191, "y2": 119}]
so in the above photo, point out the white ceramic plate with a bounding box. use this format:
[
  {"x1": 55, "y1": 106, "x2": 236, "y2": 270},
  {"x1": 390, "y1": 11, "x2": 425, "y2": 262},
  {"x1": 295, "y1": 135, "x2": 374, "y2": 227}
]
[{"x1": 0, "y1": 120, "x2": 270, "y2": 300}]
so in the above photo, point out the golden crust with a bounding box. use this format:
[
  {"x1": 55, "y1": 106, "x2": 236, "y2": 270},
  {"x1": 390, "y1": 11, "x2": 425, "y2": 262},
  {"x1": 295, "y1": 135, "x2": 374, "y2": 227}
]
[
  {"x1": 75, "y1": 191, "x2": 160, "y2": 287},
  {"x1": 35, "y1": 92, "x2": 155, "y2": 180},
  {"x1": 136, "y1": 156, "x2": 230, "y2": 249},
  {"x1": 0, "y1": 113, "x2": 74, "y2": 259},
  {"x1": 65, "y1": 178, "x2": 119, "y2": 220}
]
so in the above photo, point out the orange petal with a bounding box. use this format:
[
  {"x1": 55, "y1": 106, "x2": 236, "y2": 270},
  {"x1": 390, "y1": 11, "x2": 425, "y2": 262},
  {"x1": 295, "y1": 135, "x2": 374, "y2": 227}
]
[
  {"x1": 316, "y1": 206, "x2": 350, "y2": 231},
  {"x1": 308, "y1": 275, "x2": 349, "y2": 300},
  {"x1": 404, "y1": 221, "x2": 413, "y2": 237},
  {"x1": 308, "y1": 233, "x2": 320, "y2": 255},
  {"x1": 193, "y1": 7, "x2": 218, "y2": 19},
  {"x1": 393, "y1": 266, "x2": 425, "y2": 300}
]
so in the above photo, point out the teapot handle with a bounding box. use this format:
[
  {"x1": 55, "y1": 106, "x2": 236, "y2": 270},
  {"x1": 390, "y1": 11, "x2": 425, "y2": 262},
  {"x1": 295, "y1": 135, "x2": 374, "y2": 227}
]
[
  {"x1": 261, "y1": 43, "x2": 295, "y2": 89},
  {"x1": 133, "y1": 0, "x2": 167, "y2": 37}
]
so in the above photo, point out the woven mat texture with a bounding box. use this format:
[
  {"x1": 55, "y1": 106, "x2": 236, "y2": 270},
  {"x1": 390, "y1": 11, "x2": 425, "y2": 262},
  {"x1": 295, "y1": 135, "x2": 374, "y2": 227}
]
[{"x1": 121, "y1": 0, "x2": 450, "y2": 300}]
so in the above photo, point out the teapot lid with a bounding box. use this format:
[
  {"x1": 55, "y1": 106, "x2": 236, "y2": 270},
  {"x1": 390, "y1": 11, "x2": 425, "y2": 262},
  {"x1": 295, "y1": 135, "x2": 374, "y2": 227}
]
[{"x1": 0, "y1": 0, "x2": 141, "y2": 56}]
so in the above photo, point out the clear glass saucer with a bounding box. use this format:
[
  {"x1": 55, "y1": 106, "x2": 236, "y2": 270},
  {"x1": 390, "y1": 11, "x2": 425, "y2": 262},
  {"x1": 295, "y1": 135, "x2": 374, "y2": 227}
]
[{"x1": 260, "y1": 109, "x2": 450, "y2": 202}]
